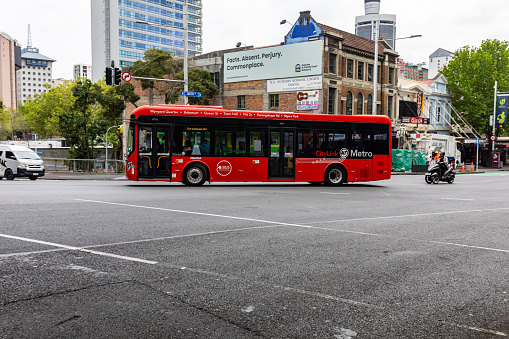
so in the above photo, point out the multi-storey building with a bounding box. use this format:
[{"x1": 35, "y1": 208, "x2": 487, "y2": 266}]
[
  {"x1": 428, "y1": 48, "x2": 454, "y2": 78},
  {"x1": 355, "y1": 0, "x2": 396, "y2": 49},
  {"x1": 397, "y1": 60, "x2": 428, "y2": 81},
  {"x1": 91, "y1": 0, "x2": 203, "y2": 82},
  {"x1": 73, "y1": 64, "x2": 92, "y2": 80},
  {"x1": 0, "y1": 32, "x2": 22, "y2": 109},
  {"x1": 16, "y1": 46, "x2": 55, "y2": 104}
]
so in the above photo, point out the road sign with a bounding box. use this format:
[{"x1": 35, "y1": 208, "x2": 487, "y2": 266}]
[
  {"x1": 122, "y1": 72, "x2": 131, "y2": 82},
  {"x1": 490, "y1": 135, "x2": 497, "y2": 142},
  {"x1": 180, "y1": 91, "x2": 202, "y2": 97}
]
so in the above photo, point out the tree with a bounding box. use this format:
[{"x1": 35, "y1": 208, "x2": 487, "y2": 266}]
[
  {"x1": 442, "y1": 39, "x2": 509, "y2": 134},
  {"x1": 19, "y1": 81, "x2": 74, "y2": 138},
  {"x1": 169, "y1": 68, "x2": 218, "y2": 105},
  {"x1": 131, "y1": 49, "x2": 175, "y2": 105}
]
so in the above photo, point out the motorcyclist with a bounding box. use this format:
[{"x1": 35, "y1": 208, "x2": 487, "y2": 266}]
[{"x1": 438, "y1": 152, "x2": 449, "y2": 178}]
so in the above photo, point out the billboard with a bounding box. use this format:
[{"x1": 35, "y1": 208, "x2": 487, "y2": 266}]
[
  {"x1": 496, "y1": 94, "x2": 508, "y2": 129},
  {"x1": 297, "y1": 91, "x2": 319, "y2": 110},
  {"x1": 224, "y1": 40, "x2": 323, "y2": 83},
  {"x1": 267, "y1": 76, "x2": 322, "y2": 93}
]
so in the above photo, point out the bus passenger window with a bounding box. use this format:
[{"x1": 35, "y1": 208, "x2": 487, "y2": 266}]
[
  {"x1": 215, "y1": 128, "x2": 246, "y2": 156},
  {"x1": 297, "y1": 131, "x2": 314, "y2": 157},
  {"x1": 249, "y1": 130, "x2": 265, "y2": 156},
  {"x1": 139, "y1": 127, "x2": 152, "y2": 154}
]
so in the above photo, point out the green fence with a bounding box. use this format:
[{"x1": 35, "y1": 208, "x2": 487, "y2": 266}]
[{"x1": 392, "y1": 150, "x2": 426, "y2": 172}]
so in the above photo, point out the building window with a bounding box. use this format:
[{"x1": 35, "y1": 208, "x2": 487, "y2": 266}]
[
  {"x1": 269, "y1": 94, "x2": 279, "y2": 109},
  {"x1": 211, "y1": 72, "x2": 220, "y2": 89},
  {"x1": 237, "y1": 96, "x2": 246, "y2": 110},
  {"x1": 367, "y1": 64, "x2": 373, "y2": 82},
  {"x1": 347, "y1": 59, "x2": 354, "y2": 78},
  {"x1": 357, "y1": 93, "x2": 364, "y2": 115},
  {"x1": 437, "y1": 106, "x2": 441, "y2": 122},
  {"x1": 367, "y1": 94, "x2": 373, "y2": 115},
  {"x1": 346, "y1": 92, "x2": 354, "y2": 115},
  {"x1": 329, "y1": 53, "x2": 337, "y2": 74},
  {"x1": 387, "y1": 95, "x2": 393, "y2": 117},
  {"x1": 328, "y1": 88, "x2": 336, "y2": 114},
  {"x1": 388, "y1": 67, "x2": 395, "y2": 85},
  {"x1": 357, "y1": 62, "x2": 364, "y2": 81}
]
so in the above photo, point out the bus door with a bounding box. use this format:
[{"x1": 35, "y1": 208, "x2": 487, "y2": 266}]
[
  {"x1": 269, "y1": 130, "x2": 295, "y2": 179},
  {"x1": 137, "y1": 124, "x2": 171, "y2": 179}
]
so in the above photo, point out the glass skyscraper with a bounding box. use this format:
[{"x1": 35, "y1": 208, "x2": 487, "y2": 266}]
[{"x1": 91, "y1": 0, "x2": 202, "y2": 82}]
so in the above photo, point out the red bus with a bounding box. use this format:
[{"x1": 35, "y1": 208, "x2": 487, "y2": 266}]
[{"x1": 125, "y1": 105, "x2": 392, "y2": 185}]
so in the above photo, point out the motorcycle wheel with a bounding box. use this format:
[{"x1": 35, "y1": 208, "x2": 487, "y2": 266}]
[
  {"x1": 448, "y1": 178, "x2": 454, "y2": 184},
  {"x1": 432, "y1": 175, "x2": 440, "y2": 184},
  {"x1": 425, "y1": 175, "x2": 433, "y2": 184}
]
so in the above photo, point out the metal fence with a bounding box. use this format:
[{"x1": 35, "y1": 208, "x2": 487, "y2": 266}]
[{"x1": 41, "y1": 158, "x2": 125, "y2": 173}]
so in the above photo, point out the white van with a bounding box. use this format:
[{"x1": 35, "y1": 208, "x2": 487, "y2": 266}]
[{"x1": 0, "y1": 145, "x2": 45, "y2": 180}]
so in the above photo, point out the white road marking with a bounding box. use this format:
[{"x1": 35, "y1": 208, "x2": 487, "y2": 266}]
[
  {"x1": 450, "y1": 323, "x2": 508, "y2": 336},
  {"x1": 0, "y1": 233, "x2": 157, "y2": 265},
  {"x1": 75, "y1": 199, "x2": 509, "y2": 255},
  {"x1": 320, "y1": 192, "x2": 351, "y2": 195},
  {"x1": 441, "y1": 198, "x2": 474, "y2": 201}
]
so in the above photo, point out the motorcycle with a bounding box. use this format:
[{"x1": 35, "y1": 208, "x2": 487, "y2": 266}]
[{"x1": 425, "y1": 162, "x2": 455, "y2": 184}]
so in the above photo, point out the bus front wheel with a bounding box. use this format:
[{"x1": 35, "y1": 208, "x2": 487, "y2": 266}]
[
  {"x1": 183, "y1": 164, "x2": 208, "y2": 186},
  {"x1": 324, "y1": 165, "x2": 346, "y2": 186}
]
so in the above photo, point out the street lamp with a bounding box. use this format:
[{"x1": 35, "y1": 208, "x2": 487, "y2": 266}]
[
  {"x1": 372, "y1": 27, "x2": 422, "y2": 115},
  {"x1": 135, "y1": 3, "x2": 189, "y2": 104},
  {"x1": 280, "y1": 19, "x2": 292, "y2": 26}
]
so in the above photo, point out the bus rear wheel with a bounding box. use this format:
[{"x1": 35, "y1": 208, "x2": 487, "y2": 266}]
[
  {"x1": 183, "y1": 164, "x2": 208, "y2": 186},
  {"x1": 324, "y1": 165, "x2": 346, "y2": 186}
]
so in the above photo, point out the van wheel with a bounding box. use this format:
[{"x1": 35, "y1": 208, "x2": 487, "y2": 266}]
[
  {"x1": 29, "y1": 176, "x2": 37, "y2": 181},
  {"x1": 324, "y1": 165, "x2": 346, "y2": 186},
  {"x1": 183, "y1": 164, "x2": 208, "y2": 186},
  {"x1": 5, "y1": 169, "x2": 14, "y2": 180}
]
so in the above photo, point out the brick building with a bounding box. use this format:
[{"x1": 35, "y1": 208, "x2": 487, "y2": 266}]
[{"x1": 126, "y1": 11, "x2": 399, "y2": 122}]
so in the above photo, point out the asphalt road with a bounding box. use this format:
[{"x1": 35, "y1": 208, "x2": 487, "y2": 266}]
[{"x1": 1, "y1": 173, "x2": 509, "y2": 338}]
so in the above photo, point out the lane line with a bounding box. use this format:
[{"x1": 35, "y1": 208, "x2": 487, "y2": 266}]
[
  {"x1": 450, "y1": 323, "x2": 508, "y2": 337},
  {"x1": 0, "y1": 233, "x2": 158, "y2": 265},
  {"x1": 441, "y1": 198, "x2": 474, "y2": 201},
  {"x1": 75, "y1": 199, "x2": 509, "y2": 255},
  {"x1": 320, "y1": 192, "x2": 351, "y2": 195}
]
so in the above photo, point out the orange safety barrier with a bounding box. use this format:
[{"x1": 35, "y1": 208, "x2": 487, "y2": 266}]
[{"x1": 461, "y1": 162, "x2": 465, "y2": 172}]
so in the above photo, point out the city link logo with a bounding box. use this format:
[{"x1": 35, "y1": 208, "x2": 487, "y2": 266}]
[{"x1": 315, "y1": 148, "x2": 373, "y2": 161}]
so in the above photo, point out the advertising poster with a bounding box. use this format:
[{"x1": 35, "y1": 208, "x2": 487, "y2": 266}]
[
  {"x1": 297, "y1": 91, "x2": 319, "y2": 110},
  {"x1": 267, "y1": 76, "x2": 322, "y2": 93},
  {"x1": 496, "y1": 94, "x2": 508, "y2": 128},
  {"x1": 224, "y1": 40, "x2": 323, "y2": 83}
]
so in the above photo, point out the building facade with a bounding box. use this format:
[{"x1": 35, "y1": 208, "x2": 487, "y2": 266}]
[
  {"x1": 355, "y1": 14, "x2": 397, "y2": 50},
  {"x1": 0, "y1": 32, "x2": 22, "y2": 109},
  {"x1": 397, "y1": 60, "x2": 428, "y2": 80},
  {"x1": 16, "y1": 47, "x2": 55, "y2": 104},
  {"x1": 73, "y1": 64, "x2": 92, "y2": 80},
  {"x1": 91, "y1": 0, "x2": 203, "y2": 82},
  {"x1": 428, "y1": 48, "x2": 454, "y2": 78}
]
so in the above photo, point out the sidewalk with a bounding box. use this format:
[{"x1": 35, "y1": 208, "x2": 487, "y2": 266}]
[
  {"x1": 392, "y1": 164, "x2": 509, "y2": 175},
  {"x1": 41, "y1": 172, "x2": 127, "y2": 180}
]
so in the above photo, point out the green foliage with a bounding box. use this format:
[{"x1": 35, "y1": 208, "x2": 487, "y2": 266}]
[
  {"x1": 0, "y1": 107, "x2": 30, "y2": 140},
  {"x1": 131, "y1": 49, "x2": 175, "y2": 90},
  {"x1": 442, "y1": 39, "x2": 509, "y2": 133},
  {"x1": 170, "y1": 68, "x2": 219, "y2": 105},
  {"x1": 116, "y1": 82, "x2": 141, "y2": 108},
  {"x1": 18, "y1": 78, "x2": 128, "y2": 160}
]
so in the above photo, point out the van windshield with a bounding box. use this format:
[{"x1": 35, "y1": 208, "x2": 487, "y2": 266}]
[{"x1": 14, "y1": 151, "x2": 41, "y2": 160}]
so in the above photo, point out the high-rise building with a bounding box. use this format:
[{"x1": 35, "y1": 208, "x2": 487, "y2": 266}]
[
  {"x1": 0, "y1": 32, "x2": 21, "y2": 109},
  {"x1": 428, "y1": 48, "x2": 454, "y2": 78},
  {"x1": 16, "y1": 46, "x2": 55, "y2": 104},
  {"x1": 355, "y1": 0, "x2": 396, "y2": 49},
  {"x1": 91, "y1": 0, "x2": 203, "y2": 82},
  {"x1": 73, "y1": 64, "x2": 92, "y2": 80}
]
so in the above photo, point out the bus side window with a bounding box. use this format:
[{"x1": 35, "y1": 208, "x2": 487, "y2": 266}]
[
  {"x1": 297, "y1": 130, "x2": 314, "y2": 157},
  {"x1": 249, "y1": 130, "x2": 265, "y2": 156},
  {"x1": 215, "y1": 129, "x2": 246, "y2": 156}
]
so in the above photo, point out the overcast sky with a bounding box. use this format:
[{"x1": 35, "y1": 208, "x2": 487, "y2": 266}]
[{"x1": 1, "y1": 0, "x2": 507, "y2": 79}]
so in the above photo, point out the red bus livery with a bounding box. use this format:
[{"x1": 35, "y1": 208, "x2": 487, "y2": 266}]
[{"x1": 125, "y1": 105, "x2": 392, "y2": 185}]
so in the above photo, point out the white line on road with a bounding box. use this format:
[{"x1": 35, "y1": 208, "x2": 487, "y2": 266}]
[
  {"x1": 76, "y1": 199, "x2": 509, "y2": 255},
  {"x1": 441, "y1": 198, "x2": 475, "y2": 201},
  {"x1": 320, "y1": 192, "x2": 351, "y2": 195},
  {"x1": 450, "y1": 323, "x2": 508, "y2": 337},
  {"x1": 0, "y1": 233, "x2": 158, "y2": 265}
]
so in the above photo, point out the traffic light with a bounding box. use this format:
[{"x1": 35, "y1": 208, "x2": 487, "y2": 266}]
[
  {"x1": 105, "y1": 67, "x2": 112, "y2": 85},
  {"x1": 114, "y1": 68, "x2": 122, "y2": 85}
]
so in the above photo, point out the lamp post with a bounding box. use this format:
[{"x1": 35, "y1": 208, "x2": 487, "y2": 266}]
[
  {"x1": 105, "y1": 125, "x2": 119, "y2": 174},
  {"x1": 372, "y1": 27, "x2": 422, "y2": 115}
]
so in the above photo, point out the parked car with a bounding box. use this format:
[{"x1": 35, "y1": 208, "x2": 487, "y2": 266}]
[{"x1": 0, "y1": 145, "x2": 45, "y2": 180}]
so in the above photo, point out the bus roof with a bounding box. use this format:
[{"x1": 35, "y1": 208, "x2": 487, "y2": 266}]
[{"x1": 131, "y1": 105, "x2": 392, "y2": 124}]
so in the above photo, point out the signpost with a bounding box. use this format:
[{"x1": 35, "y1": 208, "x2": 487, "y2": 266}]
[
  {"x1": 180, "y1": 91, "x2": 202, "y2": 98},
  {"x1": 122, "y1": 72, "x2": 131, "y2": 82}
]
